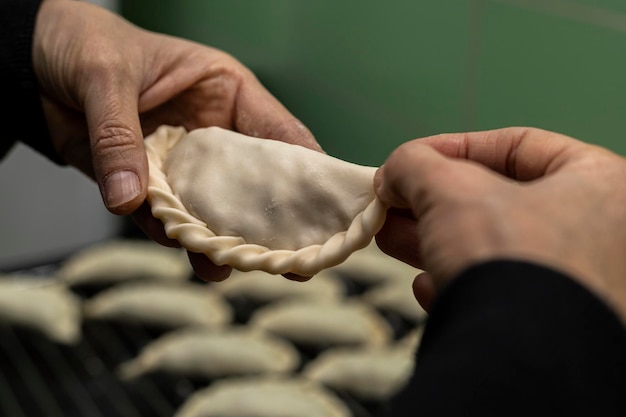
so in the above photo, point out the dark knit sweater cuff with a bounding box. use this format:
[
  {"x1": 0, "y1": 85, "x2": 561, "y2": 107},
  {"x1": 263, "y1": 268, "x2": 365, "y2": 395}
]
[{"x1": 0, "y1": 0, "x2": 61, "y2": 164}]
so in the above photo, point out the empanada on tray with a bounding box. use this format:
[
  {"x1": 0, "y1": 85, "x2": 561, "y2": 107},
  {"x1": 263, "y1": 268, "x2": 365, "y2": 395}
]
[
  {"x1": 248, "y1": 299, "x2": 393, "y2": 349},
  {"x1": 83, "y1": 281, "x2": 233, "y2": 329},
  {"x1": 58, "y1": 239, "x2": 192, "y2": 287},
  {"x1": 173, "y1": 375, "x2": 351, "y2": 417},
  {"x1": 145, "y1": 125, "x2": 387, "y2": 276},
  {"x1": 302, "y1": 344, "x2": 416, "y2": 402},
  {"x1": 117, "y1": 326, "x2": 300, "y2": 381},
  {"x1": 0, "y1": 275, "x2": 82, "y2": 345}
]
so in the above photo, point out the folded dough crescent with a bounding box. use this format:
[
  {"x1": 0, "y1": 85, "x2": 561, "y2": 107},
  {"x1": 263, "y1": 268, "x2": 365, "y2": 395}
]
[
  {"x1": 302, "y1": 344, "x2": 416, "y2": 401},
  {"x1": 0, "y1": 275, "x2": 82, "y2": 345},
  {"x1": 145, "y1": 125, "x2": 387, "y2": 276},
  {"x1": 173, "y1": 376, "x2": 351, "y2": 417}
]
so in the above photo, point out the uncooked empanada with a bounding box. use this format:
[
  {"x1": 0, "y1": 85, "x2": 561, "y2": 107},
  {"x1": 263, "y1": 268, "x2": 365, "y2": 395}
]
[
  {"x1": 0, "y1": 275, "x2": 82, "y2": 344},
  {"x1": 83, "y1": 281, "x2": 232, "y2": 329},
  {"x1": 302, "y1": 344, "x2": 415, "y2": 402},
  {"x1": 173, "y1": 376, "x2": 351, "y2": 417},
  {"x1": 249, "y1": 299, "x2": 392, "y2": 349},
  {"x1": 118, "y1": 326, "x2": 300, "y2": 380},
  {"x1": 144, "y1": 125, "x2": 387, "y2": 276},
  {"x1": 57, "y1": 239, "x2": 192, "y2": 287},
  {"x1": 213, "y1": 269, "x2": 345, "y2": 305}
]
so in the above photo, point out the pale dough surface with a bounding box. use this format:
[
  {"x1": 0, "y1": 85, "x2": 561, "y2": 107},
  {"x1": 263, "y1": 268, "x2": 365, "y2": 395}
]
[
  {"x1": 118, "y1": 326, "x2": 300, "y2": 380},
  {"x1": 248, "y1": 299, "x2": 392, "y2": 348},
  {"x1": 83, "y1": 281, "x2": 233, "y2": 328},
  {"x1": 57, "y1": 239, "x2": 191, "y2": 286},
  {"x1": 173, "y1": 376, "x2": 351, "y2": 417},
  {"x1": 302, "y1": 344, "x2": 416, "y2": 401},
  {"x1": 0, "y1": 275, "x2": 82, "y2": 344},
  {"x1": 145, "y1": 125, "x2": 387, "y2": 276}
]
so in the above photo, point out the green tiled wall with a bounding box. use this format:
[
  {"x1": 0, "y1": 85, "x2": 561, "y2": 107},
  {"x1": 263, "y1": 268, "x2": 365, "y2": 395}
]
[
  {"x1": 476, "y1": 0, "x2": 626, "y2": 148},
  {"x1": 121, "y1": 0, "x2": 626, "y2": 165}
]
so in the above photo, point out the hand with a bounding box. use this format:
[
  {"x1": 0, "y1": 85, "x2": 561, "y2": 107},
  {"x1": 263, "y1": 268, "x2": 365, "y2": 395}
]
[
  {"x1": 32, "y1": 0, "x2": 320, "y2": 281},
  {"x1": 374, "y1": 127, "x2": 626, "y2": 322}
]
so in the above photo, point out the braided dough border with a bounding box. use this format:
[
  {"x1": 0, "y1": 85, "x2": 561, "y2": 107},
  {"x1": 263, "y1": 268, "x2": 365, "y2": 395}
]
[{"x1": 144, "y1": 125, "x2": 388, "y2": 276}]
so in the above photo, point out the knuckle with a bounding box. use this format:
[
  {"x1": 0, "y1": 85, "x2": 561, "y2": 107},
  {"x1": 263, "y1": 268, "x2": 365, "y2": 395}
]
[
  {"x1": 205, "y1": 52, "x2": 248, "y2": 83},
  {"x1": 82, "y1": 48, "x2": 131, "y2": 84}
]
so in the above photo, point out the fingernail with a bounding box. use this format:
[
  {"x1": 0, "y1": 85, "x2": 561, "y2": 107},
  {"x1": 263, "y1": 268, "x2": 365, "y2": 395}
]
[{"x1": 104, "y1": 170, "x2": 141, "y2": 208}]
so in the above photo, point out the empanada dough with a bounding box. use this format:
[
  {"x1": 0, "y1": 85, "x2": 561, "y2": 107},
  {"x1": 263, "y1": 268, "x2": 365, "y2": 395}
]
[
  {"x1": 57, "y1": 239, "x2": 192, "y2": 287},
  {"x1": 302, "y1": 344, "x2": 415, "y2": 401},
  {"x1": 144, "y1": 125, "x2": 387, "y2": 276},
  {"x1": 249, "y1": 299, "x2": 392, "y2": 349},
  {"x1": 173, "y1": 376, "x2": 351, "y2": 417},
  {"x1": 118, "y1": 326, "x2": 300, "y2": 380},
  {"x1": 83, "y1": 281, "x2": 233, "y2": 329},
  {"x1": 0, "y1": 275, "x2": 82, "y2": 344}
]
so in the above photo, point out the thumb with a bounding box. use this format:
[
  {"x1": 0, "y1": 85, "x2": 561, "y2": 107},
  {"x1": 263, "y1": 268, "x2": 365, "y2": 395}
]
[
  {"x1": 375, "y1": 141, "x2": 456, "y2": 216},
  {"x1": 85, "y1": 86, "x2": 148, "y2": 215}
]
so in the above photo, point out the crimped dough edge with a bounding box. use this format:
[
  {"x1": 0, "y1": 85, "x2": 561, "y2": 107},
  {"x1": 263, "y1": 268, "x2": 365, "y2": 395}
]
[{"x1": 144, "y1": 125, "x2": 387, "y2": 276}]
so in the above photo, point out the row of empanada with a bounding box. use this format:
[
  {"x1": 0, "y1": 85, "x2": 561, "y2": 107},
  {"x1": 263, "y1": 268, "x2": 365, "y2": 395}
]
[
  {"x1": 55, "y1": 230, "x2": 422, "y2": 290},
  {"x1": 0, "y1": 271, "x2": 235, "y2": 346},
  {"x1": 116, "y1": 298, "x2": 395, "y2": 381},
  {"x1": 56, "y1": 234, "x2": 425, "y2": 307},
  {"x1": 65, "y1": 237, "x2": 426, "y2": 327},
  {"x1": 81, "y1": 275, "x2": 424, "y2": 336},
  {"x1": 0, "y1": 236, "x2": 425, "y2": 348},
  {"x1": 0, "y1": 253, "x2": 233, "y2": 346},
  {"x1": 1, "y1": 237, "x2": 424, "y2": 416},
  {"x1": 75, "y1": 254, "x2": 413, "y2": 341},
  {"x1": 118, "y1": 324, "x2": 420, "y2": 406},
  {"x1": 116, "y1": 301, "x2": 421, "y2": 401},
  {"x1": 0, "y1": 238, "x2": 200, "y2": 345},
  {"x1": 0, "y1": 273, "x2": 383, "y2": 415}
]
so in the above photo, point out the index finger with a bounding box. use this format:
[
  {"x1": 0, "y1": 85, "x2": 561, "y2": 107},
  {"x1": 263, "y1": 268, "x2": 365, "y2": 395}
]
[
  {"x1": 414, "y1": 127, "x2": 586, "y2": 181},
  {"x1": 374, "y1": 141, "x2": 473, "y2": 212}
]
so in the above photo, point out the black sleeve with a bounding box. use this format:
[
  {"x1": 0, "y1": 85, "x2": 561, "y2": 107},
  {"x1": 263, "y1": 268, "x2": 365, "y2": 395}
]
[
  {"x1": 0, "y1": 0, "x2": 59, "y2": 162},
  {"x1": 385, "y1": 260, "x2": 626, "y2": 417}
]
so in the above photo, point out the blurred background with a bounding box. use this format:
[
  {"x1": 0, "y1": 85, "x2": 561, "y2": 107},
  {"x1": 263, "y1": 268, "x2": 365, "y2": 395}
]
[
  {"x1": 1, "y1": 0, "x2": 625, "y2": 268},
  {"x1": 121, "y1": 0, "x2": 626, "y2": 164}
]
